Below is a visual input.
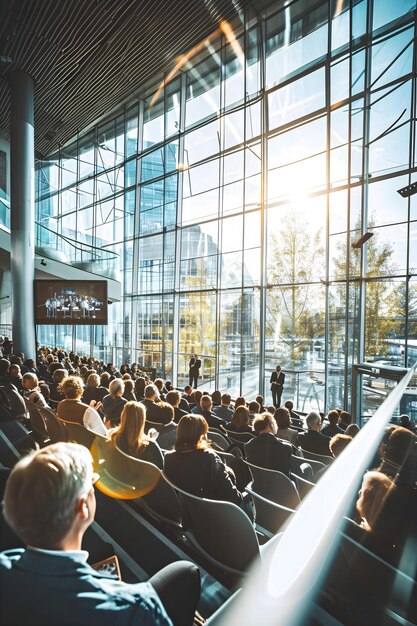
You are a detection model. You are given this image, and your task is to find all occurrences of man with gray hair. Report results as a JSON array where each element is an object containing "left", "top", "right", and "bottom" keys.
[
  {"left": 0, "top": 442, "right": 200, "bottom": 625},
  {"left": 297, "top": 411, "right": 331, "bottom": 456}
]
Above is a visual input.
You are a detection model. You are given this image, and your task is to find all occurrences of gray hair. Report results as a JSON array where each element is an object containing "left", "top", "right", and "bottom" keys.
[
  {"left": 144, "top": 383, "right": 159, "bottom": 399},
  {"left": 306, "top": 411, "right": 321, "bottom": 429},
  {"left": 86, "top": 373, "right": 100, "bottom": 388},
  {"left": 109, "top": 378, "right": 124, "bottom": 397},
  {"left": 3, "top": 442, "right": 92, "bottom": 549}
]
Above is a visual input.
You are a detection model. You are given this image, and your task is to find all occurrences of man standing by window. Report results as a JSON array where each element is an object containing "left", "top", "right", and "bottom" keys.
[
  {"left": 188, "top": 354, "right": 201, "bottom": 388},
  {"left": 270, "top": 365, "right": 285, "bottom": 408}
]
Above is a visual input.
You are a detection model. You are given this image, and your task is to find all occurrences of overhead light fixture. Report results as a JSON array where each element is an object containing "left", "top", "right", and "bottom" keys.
[
  {"left": 397, "top": 182, "right": 417, "bottom": 198},
  {"left": 351, "top": 232, "right": 374, "bottom": 249}
]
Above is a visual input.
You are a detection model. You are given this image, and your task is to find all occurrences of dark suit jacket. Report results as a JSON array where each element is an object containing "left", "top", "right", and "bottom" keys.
[
  {"left": 297, "top": 430, "right": 331, "bottom": 456},
  {"left": 0, "top": 548, "right": 171, "bottom": 626},
  {"left": 244, "top": 433, "right": 292, "bottom": 476},
  {"left": 164, "top": 449, "right": 242, "bottom": 506},
  {"left": 270, "top": 370, "right": 285, "bottom": 391},
  {"left": 188, "top": 358, "right": 201, "bottom": 373},
  {"left": 321, "top": 422, "right": 344, "bottom": 438}
]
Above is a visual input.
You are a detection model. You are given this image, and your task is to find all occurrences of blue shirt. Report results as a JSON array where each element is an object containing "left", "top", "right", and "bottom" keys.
[{"left": 0, "top": 548, "right": 172, "bottom": 626}]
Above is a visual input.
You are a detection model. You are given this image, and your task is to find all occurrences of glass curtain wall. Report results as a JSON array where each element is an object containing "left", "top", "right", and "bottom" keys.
[{"left": 35, "top": 0, "right": 417, "bottom": 412}]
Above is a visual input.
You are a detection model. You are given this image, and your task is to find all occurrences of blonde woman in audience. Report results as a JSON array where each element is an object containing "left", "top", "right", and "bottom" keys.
[{"left": 110, "top": 401, "right": 163, "bottom": 469}]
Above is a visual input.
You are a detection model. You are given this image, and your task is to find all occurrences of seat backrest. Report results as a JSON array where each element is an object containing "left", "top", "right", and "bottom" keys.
[
  {"left": 141, "top": 472, "right": 182, "bottom": 527},
  {"left": 243, "top": 459, "right": 300, "bottom": 510},
  {"left": 245, "top": 483, "right": 295, "bottom": 537},
  {"left": 291, "top": 453, "right": 325, "bottom": 475},
  {"left": 323, "top": 531, "right": 417, "bottom": 624},
  {"left": 163, "top": 473, "right": 260, "bottom": 573},
  {"left": 222, "top": 428, "right": 256, "bottom": 445},
  {"left": 61, "top": 419, "right": 96, "bottom": 449},
  {"left": 300, "top": 447, "right": 334, "bottom": 466},
  {"left": 38, "top": 407, "right": 68, "bottom": 443},
  {"left": 291, "top": 472, "right": 315, "bottom": 499},
  {"left": 208, "top": 430, "right": 231, "bottom": 451},
  {"left": 25, "top": 400, "right": 49, "bottom": 439},
  {"left": 91, "top": 436, "right": 161, "bottom": 500},
  {"left": 0, "top": 386, "right": 27, "bottom": 418}
]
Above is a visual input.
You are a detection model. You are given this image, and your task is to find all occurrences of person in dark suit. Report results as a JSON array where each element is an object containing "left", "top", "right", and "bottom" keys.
[
  {"left": 270, "top": 365, "right": 285, "bottom": 408},
  {"left": 188, "top": 354, "right": 202, "bottom": 388},
  {"left": 244, "top": 412, "right": 292, "bottom": 476},
  {"left": 192, "top": 395, "right": 227, "bottom": 430},
  {"left": 164, "top": 414, "right": 244, "bottom": 506},
  {"left": 297, "top": 411, "right": 331, "bottom": 456},
  {"left": 166, "top": 389, "right": 188, "bottom": 423},
  {"left": 321, "top": 409, "right": 344, "bottom": 438},
  {"left": 0, "top": 442, "right": 200, "bottom": 626}
]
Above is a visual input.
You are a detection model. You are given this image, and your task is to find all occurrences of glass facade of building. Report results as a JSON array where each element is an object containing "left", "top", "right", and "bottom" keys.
[{"left": 35, "top": 0, "right": 417, "bottom": 417}]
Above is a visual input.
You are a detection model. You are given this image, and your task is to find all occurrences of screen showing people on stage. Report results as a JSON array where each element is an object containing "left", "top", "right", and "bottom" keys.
[{"left": 34, "top": 280, "right": 108, "bottom": 325}]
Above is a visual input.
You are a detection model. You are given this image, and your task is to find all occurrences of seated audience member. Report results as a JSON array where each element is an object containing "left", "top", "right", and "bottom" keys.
[
  {"left": 147, "top": 403, "right": 177, "bottom": 451},
  {"left": 234, "top": 396, "right": 246, "bottom": 409},
  {"left": 102, "top": 379, "right": 127, "bottom": 427},
  {"left": 82, "top": 373, "right": 109, "bottom": 404},
  {"left": 345, "top": 423, "right": 360, "bottom": 438},
  {"left": 166, "top": 390, "right": 188, "bottom": 422},
  {"left": 154, "top": 378, "right": 166, "bottom": 400},
  {"left": 39, "top": 383, "right": 51, "bottom": 407},
  {"left": 356, "top": 471, "right": 395, "bottom": 533},
  {"left": 274, "top": 407, "right": 298, "bottom": 447},
  {"left": 284, "top": 400, "right": 304, "bottom": 430},
  {"left": 211, "top": 390, "right": 222, "bottom": 407},
  {"left": 49, "top": 368, "right": 67, "bottom": 403},
  {"left": 22, "top": 373, "right": 49, "bottom": 408},
  {"left": 120, "top": 364, "right": 130, "bottom": 376},
  {"left": 5, "top": 364, "right": 23, "bottom": 392},
  {"left": 164, "top": 414, "right": 244, "bottom": 508},
  {"left": 0, "top": 358, "right": 11, "bottom": 384},
  {"left": 57, "top": 376, "right": 107, "bottom": 436},
  {"left": 338, "top": 410, "right": 352, "bottom": 431},
  {"left": 194, "top": 394, "right": 227, "bottom": 430},
  {"left": 329, "top": 433, "right": 352, "bottom": 458},
  {"left": 353, "top": 470, "right": 399, "bottom": 563},
  {"left": 123, "top": 379, "right": 137, "bottom": 402},
  {"left": 227, "top": 405, "right": 253, "bottom": 434},
  {"left": 297, "top": 411, "right": 332, "bottom": 456},
  {"left": 245, "top": 413, "right": 292, "bottom": 476},
  {"left": 22, "top": 358, "right": 37, "bottom": 375},
  {"left": 321, "top": 409, "right": 344, "bottom": 438},
  {"left": 182, "top": 385, "right": 195, "bottom": 409},
  {"left": 255, "top": 395, "right": 266, "bottom": 413},
  {"left": 100, "top": 371, "right": 111, "bottom": 389},
  {"left": 190, "top": 390, "right": 203, "bottom": 414},
  {"left": 0, "top": 442, "right": 200, "bottom": 626},
  {"left": 134, "top": 376, "right": 146, "bottom": 401},
  {"left": 110, "top": 401, "right": 163, "bottom": 469},
  {"left": 142, "top": 384, "right": 163, "bottom": 418},
  {"left": 213, "top": 393, "right": 234, "bottom": 421},
  {"left": 142, "top": 385, "right": 176, "bottom": 445},
  {"left": 248, "top": 401, "right": 260, "bottom": 424}
]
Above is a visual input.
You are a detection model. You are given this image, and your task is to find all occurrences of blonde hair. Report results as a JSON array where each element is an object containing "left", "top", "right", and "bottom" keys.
[
  {"left": 4, "top": 443, "right": 92, "bottom": 549},
  {"left": 110, "top": 401, "right": 149, "bottom": 455},
  {"left": 58, "top": 376, "right": 84, "bottom": 399}
]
